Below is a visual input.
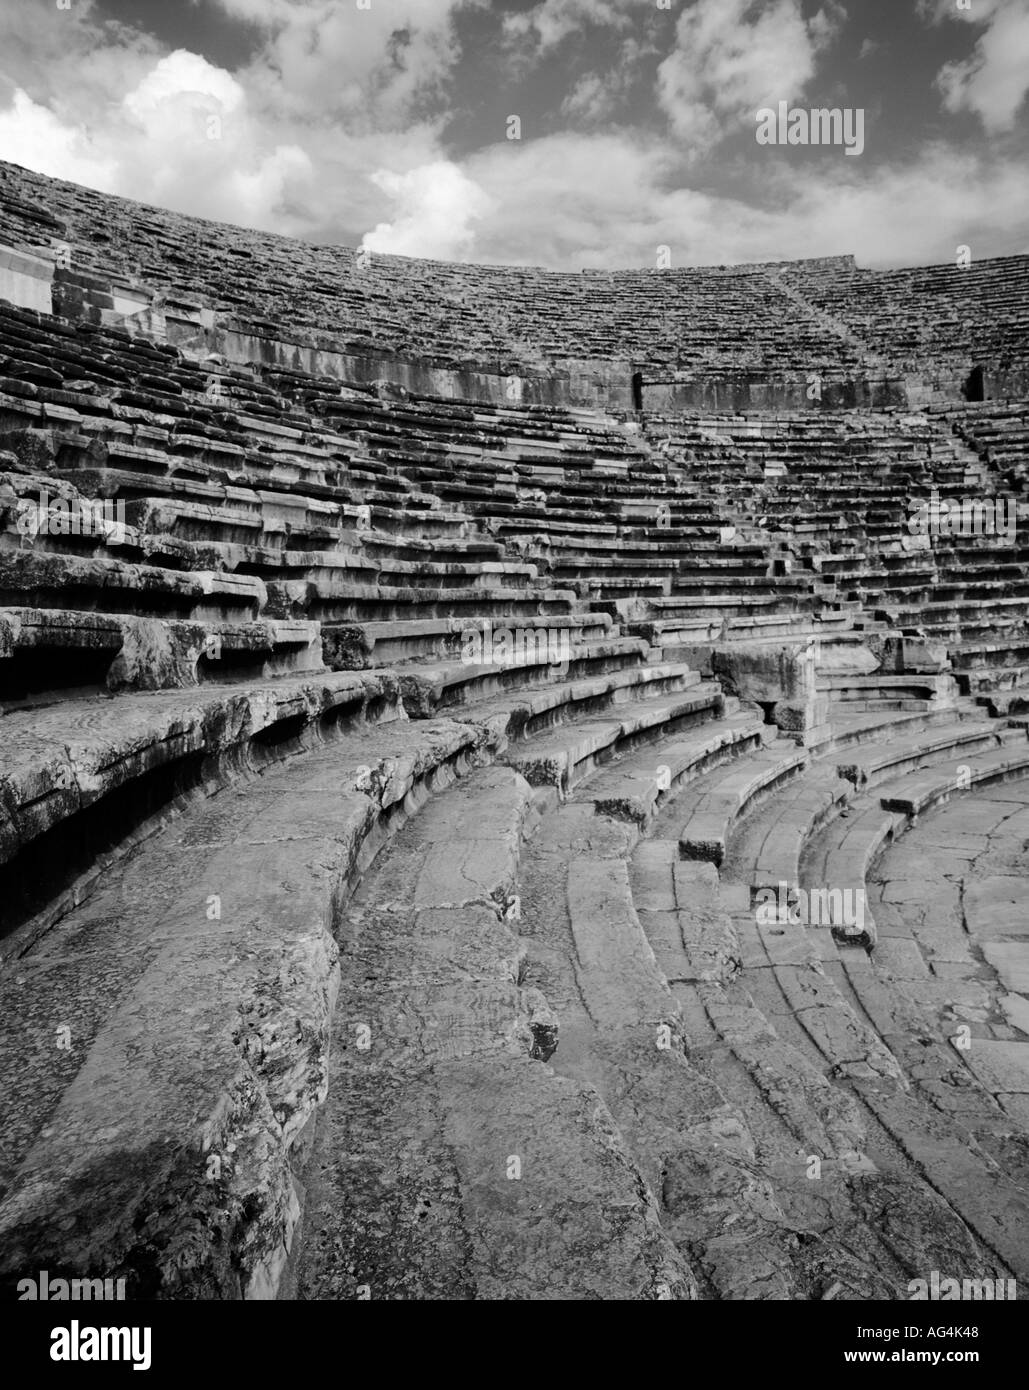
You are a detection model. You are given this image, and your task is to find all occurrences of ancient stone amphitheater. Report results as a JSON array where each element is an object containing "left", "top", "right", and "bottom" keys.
[{"left": 1, "top": 158, "right": 1028, "bottom": 1302}]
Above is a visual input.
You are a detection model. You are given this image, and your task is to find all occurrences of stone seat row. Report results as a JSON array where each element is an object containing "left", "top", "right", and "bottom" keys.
[
  {"left": 5, "top": 160, "right": 1026, "bottom": 382},
  {"left": 2, "top": 610, "right": 821, "bottom": 1299},
  {"left": 648, "top": 411, "right": 1028, "bottom": 685},
  {"left": 4, "top": 297, "right": 1029, "bottom": 721}
]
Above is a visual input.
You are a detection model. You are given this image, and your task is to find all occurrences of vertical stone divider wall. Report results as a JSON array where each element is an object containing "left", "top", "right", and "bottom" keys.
[{"left": 712, "top": 640, "right": 829, "bottom": 745}]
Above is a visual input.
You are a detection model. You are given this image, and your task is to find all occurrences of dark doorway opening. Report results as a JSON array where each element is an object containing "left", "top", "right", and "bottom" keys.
[
  {"left": 631, "top": 371, "right": 644, "bottom": 412},
  {"left": 963, "top": 365, "right": 985, "bottom": 402}
]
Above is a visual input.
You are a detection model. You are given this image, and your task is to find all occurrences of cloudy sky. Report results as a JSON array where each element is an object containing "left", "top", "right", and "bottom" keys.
[{"left": 0, "top": 0, "right": 1026, "bottom": 269}]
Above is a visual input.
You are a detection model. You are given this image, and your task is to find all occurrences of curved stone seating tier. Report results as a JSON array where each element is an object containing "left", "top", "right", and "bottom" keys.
[
  {"left": 0, "top": 640, "right": 749, "bottom": 1296},
  {"left": 3, "top": 162, "right": 1027, "bottom": 388},
  {"left": 0, "top": 606, "right": 323, "bottom": 702},
  {"left": 0, "top": 712, "right": 512, "bottom": 1300},
  {"left": 742, "top": 762, "right": 852, "bottom": 894},
  {"left": 272, "top": 581, "right": 580, "bottom": 626},
  {"left": 865, "top": 791, "right": 1029, "bottom": 1132},
  {"left": 795, "top": 732, "right": 1029, "bottom": 946},
  {"left": 780, "top": 257, "right": 1029, "bottom": 378},
  {"left": 580, "top": 710, "right": 769, "bottom": 828},
  {"left": 676, "top": 745, "right": 810, "bottom": 866},
  {"left": 836, "top": 721, "right": 1014, "bottom": 789},
  {"left": 952, "top": 638, "right": 1029, "bottom": 676},
  {"left": 0, "top": 670, "right": 407, "bottom": 948},
  {"left": 877, "top": 741, "right": 1029, "bottom": 817},
  {"left": 393, "top": 635, "right": 653, "bottom": 717},
  {"left": 593, "top": 714, "right": 1029, "bottom": 1289},
  {"left": 390, "top": 699, "right": 1029, "bottom": 1297},
  {"left": 642, "top": 408, "right": 1029, "bottom": 696},
  {"left": 3, "top": 289, "right": 1026, "bottom": 711},
  {"left": 0, "top": 548, "right": 265, "bottom": 618},
  {"left": 294, "top": 764, "right": 697, "bottom": 1302},
  {"left": 0, "top": 160, "right": 1028, "bottom": 1299},
  {"left": 817, "top": 672, "right": 958, "bottom": 710},
  {"left": 322, "top": 611, "right": 614, "bottom": 672},
  {"left": 499, "top": 683, "right": 724, "bottom": 796},
  {"left": 629, "top": 604, "right": 854, "bottom": 657},
  {"left": 735, "top": 712, "right": 1003, "bottom": 912}
]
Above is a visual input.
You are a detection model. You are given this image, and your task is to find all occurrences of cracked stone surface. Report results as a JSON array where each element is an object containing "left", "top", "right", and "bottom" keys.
[{"left": 1, "top": 154, "right": 1029, "bottom": 1305}]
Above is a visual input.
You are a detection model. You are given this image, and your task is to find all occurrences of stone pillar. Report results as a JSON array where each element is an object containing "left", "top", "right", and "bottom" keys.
[{"left": 712, "top": 639, "right": 829, "bottom": 745}]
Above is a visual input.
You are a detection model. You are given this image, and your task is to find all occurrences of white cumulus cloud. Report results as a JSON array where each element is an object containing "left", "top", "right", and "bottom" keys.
[
  {"left": 504, "top": 0, "right": 654, "bottom": 51},
  {"left": 0, "top": 88, "right": 117, "bottom": 189},
  {"left": 0, "top": 49, "right": 315, "bottom": 234},
  {"left": 461, "top": 131, "right": 1028, "bottom": 270},
  {"left": 925, "top": 0, "right": 1029, "bottom": 133},
  {"left": 0, "top": 0, "right": 1024, "bottom": 274},
  {"left": 657, "top": 0, "right": 843, "bottom": 144},
  {"left": 123, "top": 49, "right": 245, "bottom": 120},
  {"left": 361, "top": 161, "right": 495, "bottom": 260},
  {"left": 211, "top": 0, "right": 483, "bottom": 129}
]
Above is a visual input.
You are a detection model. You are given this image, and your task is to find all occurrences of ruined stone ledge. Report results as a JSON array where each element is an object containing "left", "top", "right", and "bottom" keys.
[{"left": 0, "top": 715, "right": 502, "bottom": 1300}]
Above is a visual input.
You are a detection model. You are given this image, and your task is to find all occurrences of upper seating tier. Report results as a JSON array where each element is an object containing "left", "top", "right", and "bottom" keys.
[{"left": 1, "top": 161, "right": 1026, "bottom": 397}]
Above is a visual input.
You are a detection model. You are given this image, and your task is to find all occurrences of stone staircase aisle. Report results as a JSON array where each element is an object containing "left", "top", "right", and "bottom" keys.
[
  {"left": 291, "top": 766, "right": 692, "bottom": 1301},
  {"left": 288, "top": 690, "right": 1029, "bottom": 1299}
]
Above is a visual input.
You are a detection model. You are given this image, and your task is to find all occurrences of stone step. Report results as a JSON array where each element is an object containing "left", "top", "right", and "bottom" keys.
[
  {"left": 951, "top": 639, "right": 1029, "bottom": 672},
  {"left": 806, "top": 703, "right": 987, "bottom": 756},
  {"left": 805, "top": 802, "right": 908, "bottom": 949},
  {"left": 677, "top": 744, "right": 810, "bottom": 865},
  {"left": 502, "top": 685, "right": 724, "bottom": 796},
  {"left": 394, "top": 636, "right": 656, "bottom": 716},
  {"left": 879, "top": 738, "right": 1029, "bottom": 817},
  {"left": 269, "top": 580, "right": 579, "bottom": 624},
  {"left": 0, "top": 670, "right": 407, "bottom": 947},
  {"left": 577, "top": 711, "right": 768, "bottom": 828},
  {"left": 535, "top": 804, "right": 811, "bottom": 1297},
  {"left": 449, "top": 661, "right": 706, "bottom": 746},
  {"left": 818, "top": 672, "right": 958, "bottom": 705},
  {"left": 0, "top": 546, "right": 267, "bottom": 622},
  {"left": 745, "top": 764, "right": 853, "bottom": 896},
  {"left": 567, "top": 857, "right": 679, "bottom": 1029},
  {"left": 633, "top": 846, "right": 742, "bottom": 986},
  {"left": 836, "top": 952, "right": 1029, "bottom": 1283},
  {"left": 322, "top": 611, "right": 613, "bottom": 669},
  {"left": 727, "top": 887, "right": 906, "bottom": 1079},
  {"left": 0, "top": 604, "right": 325, "bottom": 701},
  {"left": 294, "top": 765, "right": 692, "bottom": 1301},
  {"left": 0, "top": 716, "right": 512, "bottom": 1300},
  {"left": 837, "top": 722, "right": 1017, "bottom": 790}
]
